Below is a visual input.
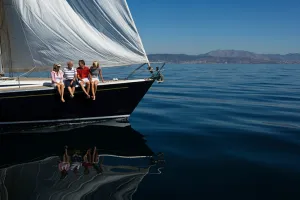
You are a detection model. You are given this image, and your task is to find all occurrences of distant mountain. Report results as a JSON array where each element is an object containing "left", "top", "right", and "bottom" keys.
[
  {"left": 206, "top": 50, "right": 260, "bottom": 58},
  {"left": 148, "top": 50, "right": 300, "bottom": 64}
]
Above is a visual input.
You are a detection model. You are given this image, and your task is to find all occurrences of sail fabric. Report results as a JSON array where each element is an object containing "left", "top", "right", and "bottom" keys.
[{"left": 3, "top": 0, "right": 149, "bottom": 71}]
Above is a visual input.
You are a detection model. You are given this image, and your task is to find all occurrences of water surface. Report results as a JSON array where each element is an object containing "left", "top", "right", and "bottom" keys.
[{"left": 2, "top": 64, "right": 300, "bottom": 200}]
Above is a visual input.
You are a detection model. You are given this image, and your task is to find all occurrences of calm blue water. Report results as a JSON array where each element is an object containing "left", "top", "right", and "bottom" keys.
[
  {"left": 133, "top": 64, "right": 300, "bottom": 199},
  {"left": 2, "top": 64, "right": 300, "bottom": 199}
]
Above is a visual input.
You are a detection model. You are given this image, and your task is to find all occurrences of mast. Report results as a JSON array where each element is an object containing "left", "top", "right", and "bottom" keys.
[
  {"left": 0, "top": 0, "right": 4, "bottom": 76},
  {"left": 0, "top": 0, "right": 13, "bottom": 77},
  {"left": 0, "top": 47, "right": 3, "bottom": 76}
]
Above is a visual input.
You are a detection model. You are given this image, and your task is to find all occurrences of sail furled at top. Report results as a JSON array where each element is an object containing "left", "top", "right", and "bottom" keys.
[{"left": 3, "top": 0, "right": 149, "bottom": 71}]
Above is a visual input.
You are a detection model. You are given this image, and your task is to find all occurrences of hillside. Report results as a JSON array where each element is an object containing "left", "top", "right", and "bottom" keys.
[{"left": 148, "top": 50, "right": 300, "bottom": 64}]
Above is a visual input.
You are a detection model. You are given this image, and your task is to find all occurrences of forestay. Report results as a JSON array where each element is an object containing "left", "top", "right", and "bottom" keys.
[{"left": 1, "top": 0, "right": 149, "bottom": 72}]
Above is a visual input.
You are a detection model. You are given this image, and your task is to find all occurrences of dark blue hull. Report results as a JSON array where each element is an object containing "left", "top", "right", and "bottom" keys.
[{"left": 0, "top": 80, "right": 154, "bottom": 132}]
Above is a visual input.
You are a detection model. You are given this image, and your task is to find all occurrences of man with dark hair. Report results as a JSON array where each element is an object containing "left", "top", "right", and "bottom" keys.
[{"left": 77, "top": 60, "right": 90, "bottom": 98}]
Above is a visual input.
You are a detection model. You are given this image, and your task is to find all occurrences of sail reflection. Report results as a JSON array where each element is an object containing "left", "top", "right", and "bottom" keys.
[{"left": 0, "top": 124, "right": 165, "bottom": 200}]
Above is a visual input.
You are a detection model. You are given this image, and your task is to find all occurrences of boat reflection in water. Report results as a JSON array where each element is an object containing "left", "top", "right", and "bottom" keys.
[{"left": 0, "top": 123, "right": 165, "bottom": 200}]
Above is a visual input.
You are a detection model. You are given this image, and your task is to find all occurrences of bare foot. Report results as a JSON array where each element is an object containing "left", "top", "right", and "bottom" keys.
[
  {"left": 86, "top": 94, "right": 90, "bottom": 99},
  {"left": 61, "top": 98, "right": 65, "bottom": 102},
  {"left": 93, "top": 96, "right": 96, "bottom": 100}
]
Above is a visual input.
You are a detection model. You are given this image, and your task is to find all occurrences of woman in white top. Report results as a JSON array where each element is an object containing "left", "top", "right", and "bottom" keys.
[{"left": 51, "top": 64, "right": 65, "bottom": 102}]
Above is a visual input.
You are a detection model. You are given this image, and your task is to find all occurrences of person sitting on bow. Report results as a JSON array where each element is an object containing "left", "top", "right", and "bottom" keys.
[
  {"left": 89, "top": 61, "right": 104, "bottom": 100},
  {"left": 63, "top": 61, "right": 77, "bottom": 98},
  {"left": 77, "top": 60, "right": 91, "bottom": 98},
  {"left": 51, "top": 64, "right": 65, "bottom": 102}
]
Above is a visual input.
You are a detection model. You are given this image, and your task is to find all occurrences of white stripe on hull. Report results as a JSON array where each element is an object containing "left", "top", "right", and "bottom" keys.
[
  {"left": 0, "top": 114, "right": 130, "bottom": 125},
  {"left": 0, "top": 78, "right": 150, "bottom": 92}
]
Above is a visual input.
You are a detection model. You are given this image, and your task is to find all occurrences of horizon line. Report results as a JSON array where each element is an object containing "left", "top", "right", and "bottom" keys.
[{"left": 147, "top": 49, "right": 300, "bottom": 56}]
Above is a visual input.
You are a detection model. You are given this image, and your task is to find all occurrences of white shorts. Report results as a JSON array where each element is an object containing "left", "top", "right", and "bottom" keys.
[
  {"left": 91, "top": 78, "right": 99, "bottom": 82},
  {"left": 79, "top": 78, "right": 89, "bottom": 83},
  {"left": 70, "top": 162, "right": 81, "bottom": 171},
  {"left": 52, "top": 79, "right": 64, "bottom": 87}
]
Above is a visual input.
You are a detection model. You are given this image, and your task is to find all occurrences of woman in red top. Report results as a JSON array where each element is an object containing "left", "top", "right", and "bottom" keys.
[{"left": 51, "top": 64, "right": 65, "bottom": 102}]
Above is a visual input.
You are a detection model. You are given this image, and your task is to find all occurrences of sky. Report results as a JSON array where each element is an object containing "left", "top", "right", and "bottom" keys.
[{"left": 128, "top": 0, "right": 300, "bottom": 55}]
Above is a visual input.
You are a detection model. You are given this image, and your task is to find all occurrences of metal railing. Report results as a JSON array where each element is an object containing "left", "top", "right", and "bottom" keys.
[{"left": 126, "top": 62, "right": 166, "bottom": 80}]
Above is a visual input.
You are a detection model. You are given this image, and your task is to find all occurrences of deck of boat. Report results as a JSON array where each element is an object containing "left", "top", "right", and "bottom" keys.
[
  {"left": 0, "top": 77, "right": 50, "bottom": 92},
  {"left": 0, "top": 77, "right": 151, "bottom": 93}
]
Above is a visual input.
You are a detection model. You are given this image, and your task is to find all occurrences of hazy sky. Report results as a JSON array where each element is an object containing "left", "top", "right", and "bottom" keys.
[{"left": 128, "top": 0, "right": 300, "bottom": 55}]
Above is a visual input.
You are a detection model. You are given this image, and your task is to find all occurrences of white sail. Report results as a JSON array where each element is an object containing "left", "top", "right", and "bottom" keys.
[{"left": 2, "top": 0, "right": 149, "bottom": 72}]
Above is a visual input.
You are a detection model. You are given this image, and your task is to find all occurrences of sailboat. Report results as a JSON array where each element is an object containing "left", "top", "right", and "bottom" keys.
[{"left": 0, "top": 0, "right": 164, "bottom": 127}]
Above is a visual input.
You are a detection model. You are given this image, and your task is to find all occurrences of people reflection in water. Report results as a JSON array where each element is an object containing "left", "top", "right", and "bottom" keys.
[
  {"left": 82, "top": 148, "right": 92, "bottom": 174},
  {"left": 70, "top": 150, "right": 82, "bottom": 174},
  {"left": 92, "top": 147, "right": 104, "bottom": 174},
  {"left": 83, "top": 147, "right": 103, "bottom": 174},
  {"left": 59, "top": 146, "right": 70, "bottom": 179},
  {"left": 58, "top": 146, "right": 104, "bottom": 177}
]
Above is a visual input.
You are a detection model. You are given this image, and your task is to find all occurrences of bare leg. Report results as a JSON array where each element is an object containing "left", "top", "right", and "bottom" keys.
[
  {"left": 92, "top": 146, "right": 97, "bottom": 163},
  {"left": 86, "top": 82, "right": 91, "bottom": 95},
  {"left": 91, "top": 81, "right": 95, "bottom": 98},
  {"left": 67, "top": 86, "right": 73, "bottom": 96},
  {"left": 57, "top": 83, "right": 64, "bottom": 102},
  {"left": 93, "top": 80, "right": 99, "bottom": 100},
  {"left": 72, "top": 86, "right": 75, "bottom": 95},
  {"left": 84, "top": 149, "right": 92, "bottom": 163},
  {"left": 87, "top": 149, "right": 92, "bottom": 163},
  {"left": 60, "top": 84, "right": 65, "bottom": 102},
  {"left": 63, "top": 146, "right": 68, "bottom": 162},
  {"left": 79, "top": 82, "right": 89, "bottom": 97},
  {"left": 57, "top": 84, "right": 61, "bottom": 96},
  {"left": 95, "top": 151, "right": 99, "bottom": 163}
]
